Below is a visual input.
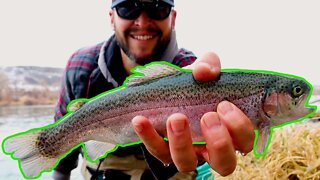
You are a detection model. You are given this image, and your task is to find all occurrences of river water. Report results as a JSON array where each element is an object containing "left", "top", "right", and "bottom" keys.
[{"left": 0, "top": 105, "right": 82, "bottom": 180}]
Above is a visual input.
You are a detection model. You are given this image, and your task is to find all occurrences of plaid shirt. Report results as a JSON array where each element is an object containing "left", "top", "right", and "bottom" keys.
[{"left": 54, "top": 34, "right": 197, "bottom": 175}]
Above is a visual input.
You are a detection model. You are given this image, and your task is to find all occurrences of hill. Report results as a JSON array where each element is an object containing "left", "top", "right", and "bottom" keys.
[{"left": 0, "top": 66, "right": 63, "bottom": 106}]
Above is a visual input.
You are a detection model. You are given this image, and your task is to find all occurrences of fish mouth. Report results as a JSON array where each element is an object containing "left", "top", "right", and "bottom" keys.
[
  {"left": 296, "top": 94, "right": 317, "bottom": 117},
  {"left": 265, "top": 92, "right": 316, "bottom": 127},
  {"left": 278, "top": 93, "right": 316, "bottom": 121}
]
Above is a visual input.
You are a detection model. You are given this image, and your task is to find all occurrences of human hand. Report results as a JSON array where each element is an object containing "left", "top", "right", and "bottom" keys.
[
  {"left": 183, "top": 51, "right": 221, "bottom": 82},
  {"left": 132, "top": 52, "right": 255, "bottom": 176}
]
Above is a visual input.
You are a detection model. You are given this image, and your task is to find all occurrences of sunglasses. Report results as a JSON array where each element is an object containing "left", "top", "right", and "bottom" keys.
[{"left": 115, "top": 0, "right": 172, "bottom": 20}]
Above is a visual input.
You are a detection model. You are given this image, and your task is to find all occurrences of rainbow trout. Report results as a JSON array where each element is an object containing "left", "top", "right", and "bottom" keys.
[{"left": 2, "top": 62, "right": 316, "bottom": 178}]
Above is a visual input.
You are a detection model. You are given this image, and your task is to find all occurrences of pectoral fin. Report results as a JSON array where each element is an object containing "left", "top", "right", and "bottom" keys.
[
  {"left": 254, "top": 125, "right": 272, "bottom": 156},
  {"left": 84, "top": 141, "right": 117, "bottom": 161}
]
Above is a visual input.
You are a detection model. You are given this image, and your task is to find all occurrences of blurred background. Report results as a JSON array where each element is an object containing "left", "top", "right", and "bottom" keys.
[{"left": 0, "top": 0, "right": 319, "bottom": 179}]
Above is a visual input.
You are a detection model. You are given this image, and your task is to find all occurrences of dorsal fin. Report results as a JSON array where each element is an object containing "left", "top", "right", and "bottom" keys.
[
  {"left": 126, "top": 62, "right": 181, "bottom": 87},
  {"left": 67, "top": 99, "right": 88, "bottom": 112}
]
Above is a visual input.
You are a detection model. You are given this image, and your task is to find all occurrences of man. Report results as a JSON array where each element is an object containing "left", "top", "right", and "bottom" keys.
[{"left": 53, "top": 0, "right": 255, "bottom": 179}]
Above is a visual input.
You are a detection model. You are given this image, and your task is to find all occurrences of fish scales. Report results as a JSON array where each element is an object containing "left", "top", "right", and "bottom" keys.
[
  {"left": 2, "top": 62, "right": 315, "bottom": 179},
  {"left": 38, "top": 72, "right": 271, "bottom": 156}
]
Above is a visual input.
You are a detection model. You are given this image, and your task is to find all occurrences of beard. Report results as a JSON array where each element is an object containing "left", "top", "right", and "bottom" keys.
[{"left": 115, "top": 26, "right": 172, "bottom": 65}]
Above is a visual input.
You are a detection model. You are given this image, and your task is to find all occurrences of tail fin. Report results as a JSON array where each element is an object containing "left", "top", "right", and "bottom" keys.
[{"left": 2, "top": 130, "right": 58, "bottom": 179}]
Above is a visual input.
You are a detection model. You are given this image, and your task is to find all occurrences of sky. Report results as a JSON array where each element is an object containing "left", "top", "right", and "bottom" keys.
[{"left": 0, "top": 0, "right": 319, "bottom": 85}]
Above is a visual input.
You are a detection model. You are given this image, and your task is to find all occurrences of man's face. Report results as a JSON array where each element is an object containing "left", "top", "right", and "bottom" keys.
[{"left": 110, "top": 3, "right": 176, "bottom": 65}]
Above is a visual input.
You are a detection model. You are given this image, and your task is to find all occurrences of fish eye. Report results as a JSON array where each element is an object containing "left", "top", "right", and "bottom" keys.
[{"left": 292, "top": 85, "right": 303, "bottom": 97}]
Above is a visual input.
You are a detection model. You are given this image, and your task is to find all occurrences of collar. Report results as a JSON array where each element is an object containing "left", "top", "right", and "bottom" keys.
[{"left": 98, "top": 31, "right": 179, "bottom": 87}]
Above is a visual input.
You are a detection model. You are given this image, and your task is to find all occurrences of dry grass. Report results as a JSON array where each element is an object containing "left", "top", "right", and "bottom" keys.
[{"left": 213, "top": 121, "right": 320, "bottom": 180}]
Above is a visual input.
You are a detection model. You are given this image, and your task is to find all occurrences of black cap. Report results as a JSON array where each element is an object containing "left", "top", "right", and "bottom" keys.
[{"left": 111, "top": 0, "right": 174, "bottom": 8}]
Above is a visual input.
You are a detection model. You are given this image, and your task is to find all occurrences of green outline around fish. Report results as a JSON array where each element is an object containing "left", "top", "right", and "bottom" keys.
[{"left": 1, "top": 61, "right": 317, "bottom": 179}]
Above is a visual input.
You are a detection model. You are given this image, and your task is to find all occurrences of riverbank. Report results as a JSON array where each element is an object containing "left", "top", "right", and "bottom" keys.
[{"left": 0, "top": 89, "right": 58, "bottom": 107}]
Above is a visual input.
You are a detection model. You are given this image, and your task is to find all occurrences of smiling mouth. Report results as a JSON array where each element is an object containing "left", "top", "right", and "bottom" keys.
[{"left": 131, "top": 35, "right": 155, "bottom": 40}]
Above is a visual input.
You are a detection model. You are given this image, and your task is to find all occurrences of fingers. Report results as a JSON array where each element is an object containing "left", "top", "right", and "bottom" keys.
[
  {"left": 200, "top": 112, "right": 237, "bottom": 176},
  {"left": 132, "top": 101, "right": 255, "bottom": 176},
  {"left": 191, "top": 52, "right": 221, "bottom": 82},
  {"left": 166, "top": 113, "right": 198, "bottom": 172},
  {"left": 132, "top": 116, "right": 172, "bottom": 164},
  {"left": 199, "top": 101, "right": 255, "bottom": 176},
  {"left": 132, "top": 114, "right": 199, "bottom": 172},
  {"left": 217, "top": 101, "right": 255, "bottom": 154}
]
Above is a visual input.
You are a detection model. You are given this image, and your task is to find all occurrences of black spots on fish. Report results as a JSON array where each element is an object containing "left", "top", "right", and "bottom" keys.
[
  {"left": 77, "top": 114, "right": 87, "bottom": 120},
  {"left": 258, "top": 85, "right": 264, "bottom": 90},
  {"left": 278, "top": 84, "right": 290, "bottom": 94},
  {"left": 264, "top": 77, "right": 278, "bottom": 90},
  {"left": 214, "top": 89, "right": 224, "bottom": 95},
  {"left": 265, "top": 77, "right": 276, "bottom": 87},
  {"left": 36, "top": 134, "right": 46, "bottom": 151},
  {"left": 271, "top": 79, "right": 277, "bottom": 84},
  {"left": 250, "top": 97, "right": 260, "bottom": 109},
  {"left": 36, "top": 131, "right": 60, "bottom": 158}
]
